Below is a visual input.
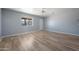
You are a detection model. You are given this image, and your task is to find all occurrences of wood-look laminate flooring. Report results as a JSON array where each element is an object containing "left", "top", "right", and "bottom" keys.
[{"left": 0, "top": 30, "right": 79, "bottom": 51}]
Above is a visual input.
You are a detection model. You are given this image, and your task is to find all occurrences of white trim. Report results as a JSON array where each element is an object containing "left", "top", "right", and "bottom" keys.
[
  {"left": 44, "top": 29, "right": 79, "bottom": 36},
  {"left": 0, "top": 30, "right": 40, "bottom": 38},
  {"left": 0, "top": 30, "right": 79, "bottom": 39},
  {"left": 49, "top": 30, "right": 79, "bottom": 36}
]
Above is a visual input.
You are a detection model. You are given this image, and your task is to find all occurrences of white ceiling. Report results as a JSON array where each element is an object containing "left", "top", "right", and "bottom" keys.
[
  {"left": 8, "top": 8, "right": 54, "bottom": 17},
  {"left": 7, "top": 8, "right": 79, "bottom": 17}
]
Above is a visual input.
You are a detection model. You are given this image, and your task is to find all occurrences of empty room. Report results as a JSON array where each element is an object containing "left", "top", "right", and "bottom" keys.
[{"left": 0, "top": 8, "right": 79, "bottom": 51}]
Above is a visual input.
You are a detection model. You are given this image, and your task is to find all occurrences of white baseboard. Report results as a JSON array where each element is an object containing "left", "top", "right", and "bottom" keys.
[
  {"left": 44, "top": 29, "right": 79, "bottom": 36},
  {"left": 0, "top": 30, "right": 79, "bottom": 39},
  {"left": 0, "top": 30, "right": 41, "bottom": 38},
  {"left": 48, "top": 30, "right": 79, "bottom": 36}
]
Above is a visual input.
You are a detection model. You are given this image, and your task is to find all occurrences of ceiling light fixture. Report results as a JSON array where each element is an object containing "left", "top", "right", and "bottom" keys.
[
  {"left": 41, "top": 8, "right": 46, "bottom": 17},
  {"left": 42, "top": 8, "right": 46, "bottom": 13}
]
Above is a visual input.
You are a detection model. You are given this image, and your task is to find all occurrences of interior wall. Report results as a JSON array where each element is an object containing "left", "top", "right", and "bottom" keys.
[
  {"left": 44, "top": 8, "right": 79, "bottom": 35},
  {"left": 2, "top": 8, "right": 79, "bottom": 36},
  {"left": 2, "top": 9, "right": 43, "bottom": 36},
  {"left": 0, "top": 9, "right": 1, "bottom": 36},
  {"left": 39, "top": 18, "right": 44, "bottom": 30}
]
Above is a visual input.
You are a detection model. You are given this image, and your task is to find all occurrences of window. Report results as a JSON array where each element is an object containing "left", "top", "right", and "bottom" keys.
[{"left": 21, "top": 17, "right": 32, "bottom": 26}]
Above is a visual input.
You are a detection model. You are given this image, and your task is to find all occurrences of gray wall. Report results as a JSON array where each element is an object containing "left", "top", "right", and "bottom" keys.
[
  {"left": 2, "top": 8, "right": 79, "bottom": 36},
  {"left": 44, "top": 8, "right": 79, "bottom": 35},
  {"left": 0, "top": 9, "right": 1, "bottom": 36},
  {"left": 2, "top": 9, "right": 43, "bottom": 36}
]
